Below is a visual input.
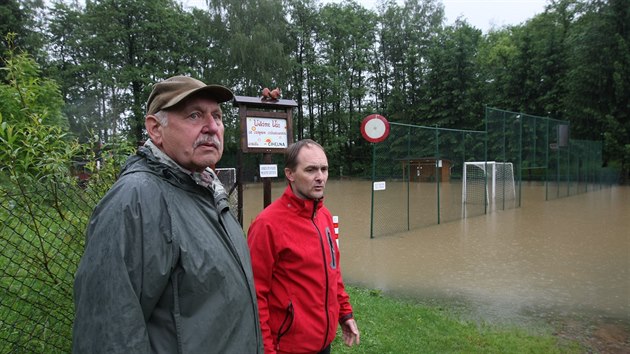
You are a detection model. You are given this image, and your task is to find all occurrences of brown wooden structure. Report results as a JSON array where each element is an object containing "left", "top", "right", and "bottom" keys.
[
  {"left": 233, "top": 95, "right": 297, "bottom": 224},
  {"left": 400, "top": 157, "right": 453, "bottom": 182}
]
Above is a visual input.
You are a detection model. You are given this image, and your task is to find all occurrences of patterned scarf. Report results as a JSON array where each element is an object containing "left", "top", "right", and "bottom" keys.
[{"left": 144, "top": 140, "right": 226, "bottom": 199}]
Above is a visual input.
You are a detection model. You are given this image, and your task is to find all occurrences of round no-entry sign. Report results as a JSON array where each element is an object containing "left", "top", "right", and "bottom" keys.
[{"left": 360, "top": 114, "right": 390, "bottom": 143}]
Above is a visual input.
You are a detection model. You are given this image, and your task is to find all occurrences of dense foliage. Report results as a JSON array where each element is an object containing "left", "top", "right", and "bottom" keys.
[
  {"left": 1, "top": 0, "right": 628, "bottom": 181},
  {"left": 0, "top": 35, "right": 135, "bottom": 351}
]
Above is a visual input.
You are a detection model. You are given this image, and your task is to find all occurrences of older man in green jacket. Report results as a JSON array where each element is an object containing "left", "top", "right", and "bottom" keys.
[{"left": 73, "top": 76, "right": 262, "bottom": 353}]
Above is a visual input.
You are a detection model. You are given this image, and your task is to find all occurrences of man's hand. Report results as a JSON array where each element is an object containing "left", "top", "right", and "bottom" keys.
[{"left": 341, "top": 318, "right": 360, "bottom": 347}]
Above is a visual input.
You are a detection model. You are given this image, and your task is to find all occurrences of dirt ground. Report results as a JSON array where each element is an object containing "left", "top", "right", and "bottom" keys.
[{"left": 552, "top": 317, "right": 630, "bottom": 353}]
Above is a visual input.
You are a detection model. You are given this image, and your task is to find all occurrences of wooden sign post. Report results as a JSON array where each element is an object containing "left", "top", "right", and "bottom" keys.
[{"left": 233, "top": 95, "right": 297, "bottom": 224}]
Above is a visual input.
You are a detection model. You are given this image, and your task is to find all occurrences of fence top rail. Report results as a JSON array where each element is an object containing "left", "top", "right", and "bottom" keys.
[
  {"left": 389, "top": 121, "right": 486, "bottom": 134},
  {"left": 485, "top": 106, "right": 570, "bottom": 125}
]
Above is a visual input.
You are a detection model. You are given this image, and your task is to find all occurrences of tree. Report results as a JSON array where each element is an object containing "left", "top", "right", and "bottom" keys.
[
  {"left": 477, "top": 27, "right": 520, "bottom": 111},
  {"left": 424, "top": 19, "right": 483, "bottom": 129},
  {"left": 373, "top": 0, "right": 444, "bottom": 125},
  {"left": 285, "top": 0, "right": 318, "bottom": 140},
  {"left": 0, "top": 34, "right": 117, "bottom": 352},
  {"left": 0, "top": 0, "right": 46, "bottom": 62},
  {"left": 0, "top": 33, "right": 75, "bottom": 181},
  {"left": 46, "top": 0, "right": 206, "bottom": 145},
  {"left": 207, "top": 0, "right": 292, "bottom": 96},
  {"left": 316, "top": 1, "right": 377, "bottom": 174},
  {"left": 563, "top": 0, "right": 629, "bottom": 179},
  {"left": 8, "top": 0, "right": 626, "bottom": 182},
  {"left": 0, "top": 0, "right": 25, "bottom": 48}
]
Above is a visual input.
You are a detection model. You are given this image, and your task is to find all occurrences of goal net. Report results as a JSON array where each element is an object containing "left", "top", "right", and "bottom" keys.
[
  {"left": 215, "top": 167, "right": 238, "bottom": 218},
  {"left": 462, "top": 162, "right": 516, "bottom": 212}
]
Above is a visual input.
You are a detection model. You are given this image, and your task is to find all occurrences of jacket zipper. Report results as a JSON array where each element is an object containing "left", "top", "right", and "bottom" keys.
[{"left": 311, "top": 200, "right": 330, "bottom": 351}]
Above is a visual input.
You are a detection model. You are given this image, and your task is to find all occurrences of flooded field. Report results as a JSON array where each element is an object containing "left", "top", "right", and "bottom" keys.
[{"left": 243, "top": 181, "right": 630, "bottom": 351}]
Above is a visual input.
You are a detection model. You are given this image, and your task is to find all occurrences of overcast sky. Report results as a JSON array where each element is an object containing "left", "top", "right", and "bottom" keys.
[
  {"left": 428, "top": 0, "right": 547, "bottom": 32},
  {"left": 342, "top": 0, "right": 548, "bottom": 32},
  {"left": 181, "top": 0, "right": 548, "bottom": 33}
]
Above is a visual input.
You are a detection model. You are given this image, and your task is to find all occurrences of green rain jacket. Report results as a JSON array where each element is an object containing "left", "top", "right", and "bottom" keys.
[{"left": 72, "top": 147, "right": 262, "bottom": 353}]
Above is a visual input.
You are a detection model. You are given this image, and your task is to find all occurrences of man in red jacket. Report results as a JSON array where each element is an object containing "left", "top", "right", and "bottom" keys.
[{"left": 247, "top": 139, "right": 360, "bottom": 354}]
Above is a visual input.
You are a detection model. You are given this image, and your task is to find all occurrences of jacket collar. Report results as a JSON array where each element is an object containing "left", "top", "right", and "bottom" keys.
[
  {"left": 144, "top": 140, "right": 223, "bottom": 191},
  {"left": 119, "top": 146, "right": 199, "bottom": 191},
  {"left": 119, "top": 145, "right": 213, "bottom": 196},
  {"left": 127, "top": 140, "right": 227, "bottom": 200},
  {"left": 281, "top": 185, "right": 324, "bottom": 219}
]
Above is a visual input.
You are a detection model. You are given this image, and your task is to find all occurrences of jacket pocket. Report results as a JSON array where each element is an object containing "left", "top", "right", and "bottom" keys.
[
  {"left": 325, "top": 227, "right": 337, "bottom": 270},
  {"left": 276, "top": 301, "right": 294, "bottom": 348}
]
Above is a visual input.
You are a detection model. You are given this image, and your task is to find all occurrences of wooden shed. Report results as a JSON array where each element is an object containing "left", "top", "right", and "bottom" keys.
[{"left": 400, "top": 157, "right": 453, "bottom": 182}]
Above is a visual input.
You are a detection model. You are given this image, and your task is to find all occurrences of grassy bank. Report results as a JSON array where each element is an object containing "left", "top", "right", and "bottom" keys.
[{"left": 332, "top": 287, "right": 582, "bottom": 353}]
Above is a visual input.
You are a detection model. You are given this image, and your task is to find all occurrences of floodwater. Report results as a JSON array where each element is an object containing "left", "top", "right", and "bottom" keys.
[{"left": 242, "top": 181, "right": 630, "bottom": 328}]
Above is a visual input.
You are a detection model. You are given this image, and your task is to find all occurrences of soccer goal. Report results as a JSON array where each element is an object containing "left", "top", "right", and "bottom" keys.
[{"left": 462, "top": 161, "right": 516, "bottom": 213}]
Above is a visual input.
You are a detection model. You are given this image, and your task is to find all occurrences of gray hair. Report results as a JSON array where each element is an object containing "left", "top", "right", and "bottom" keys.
[{"left": 154, "top": 110, "right": 169, "bottom": 127}]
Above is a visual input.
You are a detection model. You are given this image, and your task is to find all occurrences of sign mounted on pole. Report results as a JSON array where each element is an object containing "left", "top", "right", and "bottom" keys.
[
  {"left": 233, "top": 95, "right": 298, "bottom": 218},
  {"left": 235, "top": 95, "right": 297, "bottom": 154},
  {"left": 360, "top": 114, "right": 390, "bottom": 143},
  {"left": 361, "top": 114, "right": 389, "bottom": 240}
]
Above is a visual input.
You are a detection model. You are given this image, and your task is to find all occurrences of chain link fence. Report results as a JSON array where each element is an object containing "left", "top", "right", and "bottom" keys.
[
  {"left": 0, "top": 177, "right": 111, "bottom": 353},
  {"left": 370, "top": 123, "right": 487, "bottom": 237},
  {"left": 369, "top": 108, "right": 618, "bottom": 238},
  {"left": 485, "top": 107, "right": 617, "bottom": 200},
  {"left": 0, "top": 163, "right": 244, "bottom": 352}
]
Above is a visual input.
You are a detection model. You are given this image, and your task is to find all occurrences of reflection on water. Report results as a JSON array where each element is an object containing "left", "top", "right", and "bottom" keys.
[{"left": 243, "top": 182, "right": 630, "bottom": 325}]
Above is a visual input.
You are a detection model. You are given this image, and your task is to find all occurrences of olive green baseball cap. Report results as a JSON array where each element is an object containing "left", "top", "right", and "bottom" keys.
[{"left": 146, "top": 76, "right": 234, "bottom": 115}]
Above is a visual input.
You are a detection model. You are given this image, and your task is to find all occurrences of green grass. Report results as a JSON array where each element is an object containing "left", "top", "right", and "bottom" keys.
[{"left": 332, "top": 287, "right": 582, "bottom": 354}]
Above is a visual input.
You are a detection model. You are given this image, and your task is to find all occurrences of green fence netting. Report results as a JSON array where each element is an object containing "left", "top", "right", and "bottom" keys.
[
  {"left": 369, "top": 107, "right": 618, "bottom": 238},
  {"left": 0, "top": 178, "right": 109, "bottom": 353},
  {"left": 485, "top": 107, "right": 616, "bottom": 200},
  {"left": 0, "top": 163, "right": 246, "bottom": 353},
  {"left": 370, "top": 123, "right": 486, "bottom": 237}
]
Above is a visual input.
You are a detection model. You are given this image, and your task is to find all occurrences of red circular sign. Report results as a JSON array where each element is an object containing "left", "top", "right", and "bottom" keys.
[{"left": 360, "top": 114, "right": 390, "bottom": 143}]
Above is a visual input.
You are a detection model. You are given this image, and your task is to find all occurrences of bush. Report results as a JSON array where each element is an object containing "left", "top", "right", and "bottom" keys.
[{"left": 0, "top": 33, "right": 109, "bottom": 353}]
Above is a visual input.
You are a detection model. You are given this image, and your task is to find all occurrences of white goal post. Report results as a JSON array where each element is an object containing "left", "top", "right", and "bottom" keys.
[{"left": 462, "top": 161, "right": 516, "bottom": 210}]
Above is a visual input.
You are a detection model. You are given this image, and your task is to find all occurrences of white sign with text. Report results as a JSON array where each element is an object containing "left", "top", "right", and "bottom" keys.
[
  {"left": 246, "top": 117, "right": 288, "bottom": 149},
  {"left": 373, "top": 181, "right": 386, "bottom": 191},
  {"left": 259, "top": 164, "right": 278, "bottom": 178}
]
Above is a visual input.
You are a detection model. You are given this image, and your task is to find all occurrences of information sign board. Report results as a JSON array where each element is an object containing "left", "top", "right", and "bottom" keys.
[{"left": 246, "top": 117, "right": 288, "bottom": 149}]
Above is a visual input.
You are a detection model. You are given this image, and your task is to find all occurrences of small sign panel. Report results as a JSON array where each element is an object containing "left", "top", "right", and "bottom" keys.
[
  {"left": 373, "top": 181, "right": 386, "bottom": 191},
  {"left": 259, "top": 164, "right": 278, "bottom": 178},
  {"left": 247, "top": 117, "right": 288, "bottom": 149}
]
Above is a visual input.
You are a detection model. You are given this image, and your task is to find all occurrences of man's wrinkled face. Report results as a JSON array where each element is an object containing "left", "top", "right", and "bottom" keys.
[
  {"left": 285, "top": 144, "right": 328, "bottom": 201},
  {"left": 148, "top": 96, "right": 224, "bottom": 172}
]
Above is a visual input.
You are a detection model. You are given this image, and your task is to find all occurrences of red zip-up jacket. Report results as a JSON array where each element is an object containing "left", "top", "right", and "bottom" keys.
[{"left": 247, "top": 185, "right": 354, "bottom": 354}]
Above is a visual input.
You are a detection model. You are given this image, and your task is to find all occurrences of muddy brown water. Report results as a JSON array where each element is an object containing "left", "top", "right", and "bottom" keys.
[{"left": 243, "top": 181, "right": 629, "bottom": 347}]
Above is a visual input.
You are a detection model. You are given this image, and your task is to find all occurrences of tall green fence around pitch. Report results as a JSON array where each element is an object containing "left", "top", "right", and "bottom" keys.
[
  {"left": 369, "top": 107, "right": 616, "bottom": 238},
  {"left": 485, "top": 107, "right": 616, "bottom": 200},
  {"left": 370, "top": 123, "right": 487, "bottom": 237}
]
